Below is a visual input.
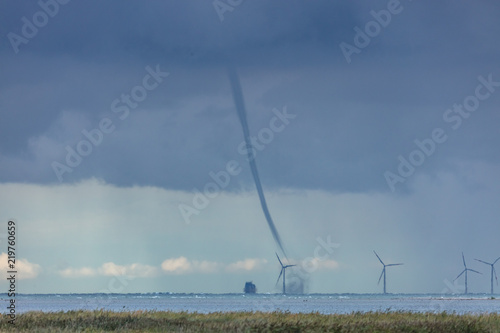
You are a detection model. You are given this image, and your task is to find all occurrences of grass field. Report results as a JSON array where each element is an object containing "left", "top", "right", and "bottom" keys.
[{"left": 1, "top": 310, "right": 500, "bottom": 332}]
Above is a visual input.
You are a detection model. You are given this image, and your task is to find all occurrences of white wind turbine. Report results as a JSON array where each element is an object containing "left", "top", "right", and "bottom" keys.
[
  {"left": 275, "top": 253, "right": 296, "bottom": 294},
  {"left": 454, "top": 252, "right": 481, "bottom": 294},
  {"left": 374, "top": 250, "right": 403, "bottom": 294},
  {"left": 474, "top": 256, "right": 500, "bottom": 294}
]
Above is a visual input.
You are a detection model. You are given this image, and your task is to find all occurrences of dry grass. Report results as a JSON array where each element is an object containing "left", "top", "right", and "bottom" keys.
[{"left": 0, "top": 310, "right": 499, "bottom": 332}]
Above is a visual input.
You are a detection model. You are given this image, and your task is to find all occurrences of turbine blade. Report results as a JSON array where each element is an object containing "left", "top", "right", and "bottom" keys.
[
  {"left": 387, "top": 263, "right": 404, "bottom": 266},
  {"left": 378, "top": 269, "right": 384, "bottom": 285},
  {"left": 373, "top": 251, "right": 384, "bottom": 265},
  {"left": 475, "top": 259, "right": 490, "bottom": 265},
  {"left": 285, "top": 265, "right": 296, "bottom": 268},
  {"left": 462, "top": 252, "right": 466, "bottom": 268},
  {"left": 454, "top": 270, "right": 465, "bottom": 281},
  {"left": 275, "top": 269, "right": 283, "bottom": 286},
  {"left": 468, "top": 269, "right": 482, "bottom": 275},
  {"left": 493, "top": 257, "right": 500, "bottom": 265},
  {"left": 276, "top": 252, "right": 284, "bottom": 267}
]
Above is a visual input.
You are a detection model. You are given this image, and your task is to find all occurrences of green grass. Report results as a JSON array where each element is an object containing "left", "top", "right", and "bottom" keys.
[{"left": 1, "top": 310, "right": 500, "bottom": 332}]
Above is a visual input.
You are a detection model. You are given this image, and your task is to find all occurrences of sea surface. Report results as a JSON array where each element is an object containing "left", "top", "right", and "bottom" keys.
[{"left": 2, "top": 293, "right": 499, "bottom": 314}]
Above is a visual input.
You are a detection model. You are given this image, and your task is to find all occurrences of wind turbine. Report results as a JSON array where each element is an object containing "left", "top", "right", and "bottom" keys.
[
  {"left": 474, "top": 256, "right": 500, "bottom": 294},
  {"left": 275, "top": 253, "right": 296, "bottom": 294},
  {"left": 373, "top": 251, "right": 403, "bottom": 294},
  {"left": 454, "top": 252, "right": 481, "bottom": 294}
]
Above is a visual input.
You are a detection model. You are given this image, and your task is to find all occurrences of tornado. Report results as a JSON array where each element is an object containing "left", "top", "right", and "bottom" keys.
[{"left": 227, "top": 66, "right": 287, "bottom": 257}]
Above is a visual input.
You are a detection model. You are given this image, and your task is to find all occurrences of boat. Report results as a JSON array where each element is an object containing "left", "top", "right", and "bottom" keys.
[{"left": 243, "top": 281, "right": 256, "bottom": 294}]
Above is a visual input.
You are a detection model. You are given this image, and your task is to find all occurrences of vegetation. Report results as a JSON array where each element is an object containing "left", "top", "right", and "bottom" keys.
[{"left": 1, "top": 310, "right": 500, "bottom": 332}]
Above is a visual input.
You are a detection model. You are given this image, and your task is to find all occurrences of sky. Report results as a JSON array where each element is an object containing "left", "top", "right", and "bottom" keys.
[{"left": 0, "top": 0, "right": 499, "bottom": 294}]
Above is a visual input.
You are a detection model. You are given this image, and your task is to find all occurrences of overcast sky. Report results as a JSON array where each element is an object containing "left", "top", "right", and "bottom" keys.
[{"left": 0, "top": 0, "right": 499, "bottom": 295}]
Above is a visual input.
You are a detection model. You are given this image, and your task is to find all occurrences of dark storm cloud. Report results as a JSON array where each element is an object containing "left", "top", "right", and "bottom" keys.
[{"left": 1, "top": 0, "right": 499, "bottom": 193}]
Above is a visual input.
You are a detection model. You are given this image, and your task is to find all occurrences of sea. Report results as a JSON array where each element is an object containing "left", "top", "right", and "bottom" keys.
[{"left": 2, "top": 293, "right": 499, "bottom": 314}]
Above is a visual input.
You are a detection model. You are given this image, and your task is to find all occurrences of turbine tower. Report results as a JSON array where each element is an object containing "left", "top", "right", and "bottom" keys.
[
  {"left": 474, "top": 256, "right": 500, "bottom": 294},
  {"left": 275, "top": 253, "right": 296, "bottom": 294},
  {"left": 373, "top": 250, "right": 403, "bottom": 294},
  {"left": 454, "top": 252, "right": 481, "bottom": 294}
]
